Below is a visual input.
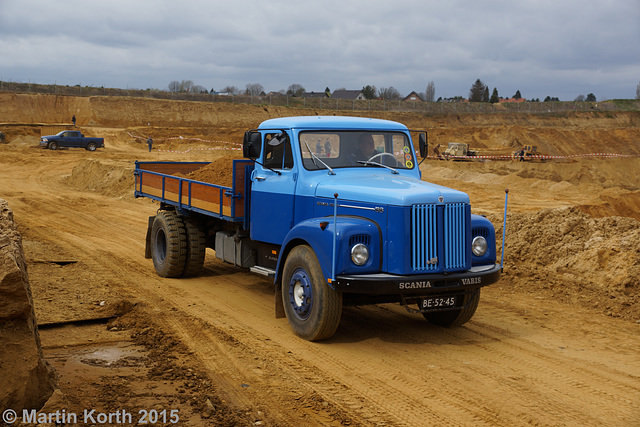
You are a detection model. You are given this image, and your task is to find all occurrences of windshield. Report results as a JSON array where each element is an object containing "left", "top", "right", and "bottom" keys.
[{"left": 299, "top": 131, "right": 415, "bottom": 171}]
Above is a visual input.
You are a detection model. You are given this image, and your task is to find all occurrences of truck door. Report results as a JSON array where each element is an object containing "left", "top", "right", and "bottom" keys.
[
  {"left": 65, "top": 131, "right": 82, "bottom": 147},
  {"left": 249, "top": 133, "right": 297, "bottom": 244}
]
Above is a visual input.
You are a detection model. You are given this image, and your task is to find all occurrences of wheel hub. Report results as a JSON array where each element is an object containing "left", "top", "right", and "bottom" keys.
[{"left": 288, "top": 269, "right": 312, "bottom": 319}]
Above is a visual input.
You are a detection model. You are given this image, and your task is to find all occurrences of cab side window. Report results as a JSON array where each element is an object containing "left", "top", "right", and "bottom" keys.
[{"left": 264, "top": 134, "right": 294, "bottom": 170}]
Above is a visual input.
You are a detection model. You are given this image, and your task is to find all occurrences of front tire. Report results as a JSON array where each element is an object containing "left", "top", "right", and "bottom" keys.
[
  {"left": 151, "top": 211, "right": 187, "bottom": 277},
  {"left": 48, "top": 141, "right": 58, "bottom": 150},
  {"left": 423, "top": 289, "right": 481, "bottom": 327},
  {"left": 282, "top": 245, "right": 342, "bottom": 341}
]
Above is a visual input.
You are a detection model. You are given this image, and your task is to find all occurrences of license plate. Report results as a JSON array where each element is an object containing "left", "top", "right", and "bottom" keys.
[{"left": 419, "top": 295, "right": 457, "bottom": 310}]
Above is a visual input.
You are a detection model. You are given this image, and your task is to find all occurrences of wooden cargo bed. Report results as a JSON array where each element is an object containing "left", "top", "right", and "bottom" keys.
[{"left": 134, "top": 160, "right": 253, "bottom": 222}]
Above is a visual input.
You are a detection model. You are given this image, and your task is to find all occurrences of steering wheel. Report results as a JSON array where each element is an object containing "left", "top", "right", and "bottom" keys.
[{"left": 367, "top": 152, "right": 397, "bottom": 164}]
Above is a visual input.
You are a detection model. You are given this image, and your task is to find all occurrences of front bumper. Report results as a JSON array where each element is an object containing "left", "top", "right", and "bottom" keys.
[
  {"left": 39, "top": 141, "right": 48, "bottom": 148},
  {"left": 332, "top": 263, "right": 501, "bottom": 294}
]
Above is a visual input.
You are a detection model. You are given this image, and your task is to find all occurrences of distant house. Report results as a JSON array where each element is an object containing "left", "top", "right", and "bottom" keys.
[
  {"left": 301, "top": 91, "right": 329, "bottom": 98},
  {"left": 403, "top": 91, "right": 424, "bottom": 102},
  {"left": 331, "top": 89, "right": 366, "bottom": 100}
]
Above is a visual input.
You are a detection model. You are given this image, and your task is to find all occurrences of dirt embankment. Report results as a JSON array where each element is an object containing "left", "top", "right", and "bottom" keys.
[
  {"left": 0, "top": 200, "right": 56, "bottom": 412},
  {"left": 2, "top": 92, "right": 640, "bottom": 157}
]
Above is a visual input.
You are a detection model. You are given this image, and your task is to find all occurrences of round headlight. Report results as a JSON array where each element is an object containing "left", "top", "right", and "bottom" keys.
[
  {"left": 351, "top": 243, "right": 369, "bottom": 266},
  {"left": 472, "top": 236, "right": 488, "bottom": 257}
]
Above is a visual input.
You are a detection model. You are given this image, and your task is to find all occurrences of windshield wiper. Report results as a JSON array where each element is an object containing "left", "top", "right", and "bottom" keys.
[
  {"left": 304, "top": 141, "right": 335, "bottom": 175},
  {"left": 357, "top": 160, "right": 399, "bottom": 174}
]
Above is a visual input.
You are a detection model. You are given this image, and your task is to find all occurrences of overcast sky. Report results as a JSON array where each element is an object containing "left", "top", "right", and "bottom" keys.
[{"left": 1, "top": 0, "right": 639, "bottom": 101}]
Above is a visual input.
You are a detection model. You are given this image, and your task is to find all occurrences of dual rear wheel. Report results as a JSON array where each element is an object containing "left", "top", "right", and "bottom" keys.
[{"left": 151, "top": 210, "right": 205, "bottom": 278}]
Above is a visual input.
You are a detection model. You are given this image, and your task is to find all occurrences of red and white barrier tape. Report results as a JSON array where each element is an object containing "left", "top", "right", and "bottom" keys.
[
  {"left": 428, "top": 153, "right": 638, "bottom": 160},
  {"left": 156, "top": 147, "right": 242, "bottom": 153}
]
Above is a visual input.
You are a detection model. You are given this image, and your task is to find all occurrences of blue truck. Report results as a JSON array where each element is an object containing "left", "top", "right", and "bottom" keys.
[
  {"left": 40, "top": 130, "right": 104, "bottom": 151},
  {"left": 134, "top": 116, "right": 501, "bottom": 340}
]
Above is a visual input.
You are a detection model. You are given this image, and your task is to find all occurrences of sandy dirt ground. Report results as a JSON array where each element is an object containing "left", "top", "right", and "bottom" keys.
[{"left": 1, "top": 93, "right": 639, "bottom": 426}]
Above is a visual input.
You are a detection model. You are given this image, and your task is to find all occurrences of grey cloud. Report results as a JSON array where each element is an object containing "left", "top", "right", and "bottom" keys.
[{"left": 1, "top": 0, "right": 638, "bottom": 99}]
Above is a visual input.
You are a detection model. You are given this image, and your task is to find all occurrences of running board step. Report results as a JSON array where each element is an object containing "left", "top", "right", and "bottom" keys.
[{"left": 250, "top": 266, "right": 276, "bottom": 278}]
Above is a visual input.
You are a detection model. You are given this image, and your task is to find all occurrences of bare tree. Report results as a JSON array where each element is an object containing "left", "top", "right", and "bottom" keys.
[
  {"left": 287, "top": 84, "right": 306, "bottom": 96},
  {"left": 167, "top": 80, "right": 195, "bottom": 93},
  {"left": 245, "top": 83, "right": 264, "bottom": 96},
  {"left": 574, "top": 94, "right": 585, "bottom": 102},
  {"left": 378, "top": 86, "right": 402, "bottom": 100},
  {"left": 425, "top": 81, "right": 436, "bottom": 102},
  {"left": 221, "top": 86, "right": 240, "bottom": 95},
  {"left": 168, "top": 81, "right": 180, "bottom": 92}
]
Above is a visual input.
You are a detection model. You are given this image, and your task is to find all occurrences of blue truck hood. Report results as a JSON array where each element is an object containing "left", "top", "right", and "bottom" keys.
[{"left": 314, "top": 171, "right": 469, "bottom": 206}]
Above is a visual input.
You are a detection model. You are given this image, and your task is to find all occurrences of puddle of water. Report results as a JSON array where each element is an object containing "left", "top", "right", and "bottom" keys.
[{"left": 77, "top": 342, "right": 148, "bottom": 367}]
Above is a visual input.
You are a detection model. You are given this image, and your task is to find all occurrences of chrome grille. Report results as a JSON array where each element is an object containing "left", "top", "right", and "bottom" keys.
[
  {"left": 444, "top": 203, "right": 467, "bottom": 270},
  {"left": 411, "top": 204, "right": 438, "bottom": 271},
  {"left": 411, "top": 203, "right": 468, "bottom": 272}
]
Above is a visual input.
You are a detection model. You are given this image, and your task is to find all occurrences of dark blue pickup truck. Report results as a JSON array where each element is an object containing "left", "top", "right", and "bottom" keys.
[{"left": 40, "top": 130, "right": 104, "bottom": 151}]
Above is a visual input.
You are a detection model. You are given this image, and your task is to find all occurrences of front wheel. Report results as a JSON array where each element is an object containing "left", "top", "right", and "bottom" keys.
[
  {"left": 282, "top": 245, "right": 342, "bottom": 341},
  {"left": 422, "top": 289, "right": 481, "bottom": 327},
  {"left": 150, "top": 211, "right": 187, "bottom": 277},
  {"left": 48, "top": 141, "right": 58, "bottom": 150}
]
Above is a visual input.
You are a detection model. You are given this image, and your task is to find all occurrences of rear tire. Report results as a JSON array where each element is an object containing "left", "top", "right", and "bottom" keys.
[
  {"left": 182, "top": 217, "right": 206, "bottom": 277},
  {"left": 422, "top": 289, "right": 481, "bottom": 327},
  {"left": 282, "top": 245, "right": 342, "bottom": 341},
  {"left": 86, "top": 142, "right": 97, "bottom": 151},
  {"left": 151, "top": 211, "right": 187, "bottom": 277}
]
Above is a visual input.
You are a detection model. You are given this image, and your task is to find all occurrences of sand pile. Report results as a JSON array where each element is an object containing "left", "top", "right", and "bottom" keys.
[
  {"left": 63, "top": 159, "right": 134, "bottom": 198},
  {"left": 495, "top": 206, "right": 640, "bottom": 320},
  {"left": 175, "top": 155, "right": 242, "bottom": 187}
]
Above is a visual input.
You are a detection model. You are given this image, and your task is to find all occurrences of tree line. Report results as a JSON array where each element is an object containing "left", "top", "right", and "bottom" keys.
[
  {"left": 168, "top": 78, "right": 630, "bottom": 103},
  {"left": 468, "top": 78, "right": 597, "bottom": 103}
]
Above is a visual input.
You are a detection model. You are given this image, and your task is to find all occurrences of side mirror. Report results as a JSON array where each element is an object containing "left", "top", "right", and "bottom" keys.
[
  {"left": 243, "top": 131, "right": 262, "bottom": 159},
  {"left": 419, "top": 132, "right": 428, "bottom": 158}
]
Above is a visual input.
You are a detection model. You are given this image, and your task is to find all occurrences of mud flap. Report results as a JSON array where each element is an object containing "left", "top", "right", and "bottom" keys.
[
  {"left": 144, "top": 216, "right": 155, "bottom": 259},
  {"left": 275, "top": 280, "right": 285, "bottom": 318}
]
